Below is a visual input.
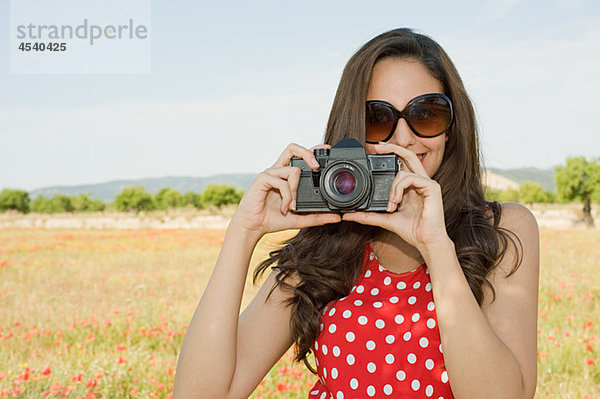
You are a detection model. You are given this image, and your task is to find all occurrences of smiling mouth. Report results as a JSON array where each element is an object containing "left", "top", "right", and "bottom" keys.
[{"left": 417, "top": 153, "right": 426, "bottom": 163}]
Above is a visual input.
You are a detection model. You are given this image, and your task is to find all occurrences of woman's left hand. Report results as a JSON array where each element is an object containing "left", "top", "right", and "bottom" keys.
[{"left": 342, "top": 142, "right": 450, "bottom": 251}]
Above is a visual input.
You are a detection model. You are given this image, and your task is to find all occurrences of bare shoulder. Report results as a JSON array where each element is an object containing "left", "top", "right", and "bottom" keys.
[
  {"left": 481, "top": 202, "right": 540, "bottom": 398},
  {"left": 492, "top": 202, "right": 539, "bottom": 275}
]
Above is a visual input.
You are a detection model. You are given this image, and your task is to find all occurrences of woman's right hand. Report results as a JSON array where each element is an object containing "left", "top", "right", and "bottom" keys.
[{"left": 230, "top": 143, "right": 342, "bottom": 239}]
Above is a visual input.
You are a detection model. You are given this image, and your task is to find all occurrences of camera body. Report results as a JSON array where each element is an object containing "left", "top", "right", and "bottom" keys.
[{"left": 290, "top": 138, "right": 401, "bottom": 213}]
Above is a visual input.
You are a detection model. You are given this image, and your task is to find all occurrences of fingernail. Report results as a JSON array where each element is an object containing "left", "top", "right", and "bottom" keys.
[
  {"left": 290, "top": 200, "right": 296, "bottom": 210},
  {"left": 311, "top": 158, "right": 320, "bottom": 168},
  {"left": 387, "top": 201, "right": 393, "bottom": 212}
]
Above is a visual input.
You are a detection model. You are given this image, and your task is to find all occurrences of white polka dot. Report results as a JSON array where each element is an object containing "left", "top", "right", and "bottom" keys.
[
  {"left": 367, "top": 386, "right": 375, "bottom": 397},
  {"left": 427, "top": 301, "right": 435, "bottom": 311},
  {"left": 373, "top": 302, "right": 383, "bottom": 308},
  {"left": 354, "top": 300, "right": 363, "bottom": 306},
  {"left": 328, "top": 308, "right": 336, "bottom": 316},
  {"left": 420, "top": 337, "right": 429, "bottom": 348},
  {"left": 407, "top": 353, "right": 417, "bottom": 364},
  {"left": 320, "top": 392, "right": 326, "bottom": 399},
  {"left": 310, "top": 390, "right": 319, "bottom": 395},
  {"left": 412, "top": 313, "right": 420, "bottom": 322},
  {"left": 315, "top": 357, "right": 319, "bottom": 366},
  {"left": 366, "top": 340, "right": 376, "bottom": 350},
  {"left": 320, "top": 323, "right": 324, "bottom": 331},
  {"left": 403, "top": 331, "right": 411, "bottom": 341},
  {"left": 356, "top": 285, "right": 365, "bottom": 294},
  {"left": 396, "top": 370, "right": 406, "bottom": 381},
  {"left": 385, "top": 354, "right": 395, "bottom": 364},
  {"left": 384, "top": 384, "right": 393, "bottom": 395},
  {"left": 323, "top": 367, "right": 327, "bottom": 379},
  {"left": 395, "top": 315, "right": 404, "bottom": 324},
  {"left": 439, "top": 344, "right": 443, "bottom": 353},
  {"left": 367, "top": 362, "right": 376, "bottom": 373},
  {"left": 375, "top": 319, "right": 385, "bottom": 329},
  {"left": 390, "top": 296, "right": 399, "bottom": 303},
  {"left": 328, "top": 324, "right": 337, "bottom": 333},
  {"left": 336, "top": 391, "right": 343, "bottom": 399},
  {"left": 408, "top": 296, "right": 417, "bottom": 305},
  {"left": 426, "top": 282, "right": 432, "bottom": 292},
  {"left": 413, "top": 281, "right": 421, "bottom": 289},
  {"left": 371, "top": 288, "right": 379, "bottom": 295},
  {"left": 322, "top": 344, "right": 328, "bottom": 355},
  {"left": 365, "top": 270, "right": 372, "bottom": 278},
  {"left": 369, "top": 252, "right": 375, "bottom": 260},
  {"left": 426, "top": 385, "right": 434, "bottom": 397},
  {"left": 350, "top": 378, "right": 359, "bottom": 389},
  {"left": 427, "top": 318, "right": 436, "bottom": 329},
  {"left": 384, "top": 276, "right": 392, "bottom": 285},
  {"left": 333, "top": 346, "right": 341, "bottom": 357},
  {"left": 346, "top": 332, "right": 355, "bottom": 342},
  {"left": 441, "top": 371, "right": 448, "bottom": 383},
  {"left": 397, "top": 281, "right": 407, "bottom": 289},
  {"left": 425, "top": 359, "right": 434, "bottom": 370},
  {"left": 425, "top": 267, "right": 429, "bottom": 274},
  {"left": 346, "top": 354, "right": 355, "bottom": 365},
  {"left": 378, "top": 265, "right": 385, "bottom": 272},
  {"left": 358, "top": 316, "right": 368, "bottom": 325},
  {"left": 343, "top": 310, "right": 352, "bottom": 319},
  {"left": 412, "top": 379, "right": 420, "bottom": 391},
  {"left": 385, "top": 335, "right": 395, "bottom": 344},
  {"left": 350, "top": 286, "right": 356, "bottom": 293},
  {"left": 315, "top": 341, "right": 319, "bottom": 351},
  {"left": 331, "top": 368, "right": 338, "bottom": 379}
]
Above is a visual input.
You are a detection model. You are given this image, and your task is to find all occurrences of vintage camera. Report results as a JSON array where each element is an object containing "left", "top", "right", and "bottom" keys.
[{"left": 289, "top": 138, "right": 401, "bottom": 213}]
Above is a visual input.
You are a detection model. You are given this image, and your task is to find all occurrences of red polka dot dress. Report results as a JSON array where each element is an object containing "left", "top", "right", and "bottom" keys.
[{"left": 308, "top": 242, "right": 454, "bottom": 399}]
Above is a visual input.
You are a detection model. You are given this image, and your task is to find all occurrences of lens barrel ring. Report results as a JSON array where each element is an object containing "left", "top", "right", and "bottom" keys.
[{"left": 320, "top": 161, "right": 371, "bottom": 209}]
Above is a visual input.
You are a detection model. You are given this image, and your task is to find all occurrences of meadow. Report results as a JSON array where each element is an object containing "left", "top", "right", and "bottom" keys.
[{"left": 0, "top": 223, "right": 598, "bottom": 398}]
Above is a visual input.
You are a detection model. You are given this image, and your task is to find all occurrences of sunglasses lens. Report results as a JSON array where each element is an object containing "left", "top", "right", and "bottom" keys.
[
  {"left": 366, "top": 102, "right": 395, "bottom": 142},
  {"left": 407, "top": 97, "right": 452, "bottom": 137}
]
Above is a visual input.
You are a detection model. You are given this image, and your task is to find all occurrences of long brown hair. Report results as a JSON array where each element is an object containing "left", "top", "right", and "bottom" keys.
[{"left": 254, "top": 28, "right": 522, "bottom": 373}]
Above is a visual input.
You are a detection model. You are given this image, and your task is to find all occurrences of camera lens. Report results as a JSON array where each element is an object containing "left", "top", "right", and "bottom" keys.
[{"left": 333, "top": 171, "right": 356, "bottom": 195}]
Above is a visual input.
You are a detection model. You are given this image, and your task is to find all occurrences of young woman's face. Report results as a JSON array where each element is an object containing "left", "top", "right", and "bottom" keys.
[{"left": 365, "top": 57, "right": 448, "bottom": 178}]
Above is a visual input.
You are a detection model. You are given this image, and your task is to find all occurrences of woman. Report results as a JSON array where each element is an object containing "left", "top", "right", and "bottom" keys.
[{"left": 174, "top": 28, "right": 539, "bottom": 399}]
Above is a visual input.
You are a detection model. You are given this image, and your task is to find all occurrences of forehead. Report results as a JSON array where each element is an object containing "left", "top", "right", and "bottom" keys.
[{"left": 366, "top": 58, "right": 443, "bottom": 108}]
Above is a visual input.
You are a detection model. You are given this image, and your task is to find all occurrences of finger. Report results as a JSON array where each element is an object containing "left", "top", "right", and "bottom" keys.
[
  {"left": 342, "top": 211, "right": 390, "bottom": 230},
  {"left": 369, "top": 143, "right": 428, "bottom": 178},
  {"left": 263, "top": 166, "right": 302, "bottom": 210},
  {"left": 272, "top": 143, "right": 320, "bottom": 170},
  {"left": 389, "top": 172, "right": 439, "bottom": 211},
  {"left": 293, "top": 212, "right": 342, "bottom": 229},
  {"left": 258, "top": 171, "right": 294, "bottom": 215}
]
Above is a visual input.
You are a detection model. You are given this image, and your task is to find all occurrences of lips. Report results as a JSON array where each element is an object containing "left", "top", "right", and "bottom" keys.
[{"left": 417, "top": 153, "right": 426, "bottom": 163}]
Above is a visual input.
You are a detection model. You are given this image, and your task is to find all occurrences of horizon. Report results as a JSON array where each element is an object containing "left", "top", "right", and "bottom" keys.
[{"left": 2, "top": 0, "right": 599, "bottom": 191}]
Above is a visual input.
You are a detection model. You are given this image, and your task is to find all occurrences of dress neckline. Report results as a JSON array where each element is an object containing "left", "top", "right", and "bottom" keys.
[{"left": 366, "top": 241, "right": 426, "bottom": 277}]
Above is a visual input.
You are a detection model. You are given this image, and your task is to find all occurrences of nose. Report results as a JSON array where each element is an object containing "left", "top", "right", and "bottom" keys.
[{"left": 388, "top": 118, "right": 417, "bottom": 147}]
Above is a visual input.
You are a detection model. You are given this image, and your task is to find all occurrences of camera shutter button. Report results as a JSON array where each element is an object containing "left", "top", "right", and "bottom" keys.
[{"left": 314, "top": 148, "right": 330, "bottom": 156}]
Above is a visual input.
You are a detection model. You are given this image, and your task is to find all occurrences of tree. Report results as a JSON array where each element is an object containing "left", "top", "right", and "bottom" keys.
[
  {"left": 30, "top": 194, "right": 74, "bottom": 213},
  {"left": 555, "top": 156, "right": 600, "bottom": 227},
  {"left": 518, "top": 181, "right": 554, "bottom": 205},
  {"left": 201, "top": 184, "right": 244, "bottom": 207},
  {"left": 71, "top": 193, "right": 106, "bottom": 212},
  {"left": 182, "top": 191, "right": 204, "bottom": 209},
  {"left": 0, "top": 189, "right": 30, "bottom": 213},
  {"left": 114, "top": 187, "right": 156, "bottom": 212},
  {"left": 155, "top": 188, "right": 183, "bottom": 210}
]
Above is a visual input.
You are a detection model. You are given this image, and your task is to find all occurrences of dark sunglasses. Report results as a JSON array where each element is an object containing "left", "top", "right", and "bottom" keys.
[{"left": 365, "top": 93, "right": 454, "bottom": 143}]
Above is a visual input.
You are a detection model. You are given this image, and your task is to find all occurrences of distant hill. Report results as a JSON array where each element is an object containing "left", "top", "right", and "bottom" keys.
[
  {"left": 29, "top": 174, "right": 257, "bottom": 203},
  {"left": 25, "top": 167, "right": 556, "bottom": 203},
  {"left": 488, "top": 167, "right": 555, "bottom": 192}
]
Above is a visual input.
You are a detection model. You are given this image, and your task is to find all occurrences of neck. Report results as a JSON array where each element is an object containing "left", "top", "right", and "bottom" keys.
[{"left": 372, "top": 231, "right": 424, "bottom": 271}]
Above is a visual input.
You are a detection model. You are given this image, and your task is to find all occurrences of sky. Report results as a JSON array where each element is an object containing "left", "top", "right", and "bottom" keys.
[{"left": 1, "top": 0, "right": 599, "bottom": 191}]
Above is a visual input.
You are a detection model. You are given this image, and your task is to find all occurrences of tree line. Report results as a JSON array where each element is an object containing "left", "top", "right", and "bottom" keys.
[
  {"left": 1, "top": 156, "right": 599, "bottom": 225},
  {"left": 0, "top": 184, "right": 244, "bottom": 214}
]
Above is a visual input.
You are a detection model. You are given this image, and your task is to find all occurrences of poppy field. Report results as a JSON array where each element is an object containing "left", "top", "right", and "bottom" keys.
[{"left": 0, "top": 226, "right": 598, "bottom": 398}]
